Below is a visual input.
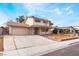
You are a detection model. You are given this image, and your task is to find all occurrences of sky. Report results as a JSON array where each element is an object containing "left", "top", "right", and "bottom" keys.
[{"left": 0, "top": 3, "right": 79, "bottom": 27}]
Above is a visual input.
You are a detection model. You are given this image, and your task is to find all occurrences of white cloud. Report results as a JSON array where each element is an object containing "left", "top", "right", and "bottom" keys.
[
  {"left": 23, "top": 3, "right": 55, "bottom": 16},
  {"left": 65, "top": 7, "right": 71, "bottom": 11},
  {"left": 65, "top": 6, "right": 73, "bottom": 15},
  {"left": 67, "top": 10, "right": 73, "bottom": 15},
  {"left": 53, "top": 8, "right": 62, "bottom": 15},
  {"left": 0, "top": 11, "right": 9, "bottom": 26},
  {"left": 23, "top": 3, "right": 47, "bottom": 16}
]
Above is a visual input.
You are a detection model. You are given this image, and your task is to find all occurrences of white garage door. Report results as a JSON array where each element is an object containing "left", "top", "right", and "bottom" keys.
[{"left": 12, "top": 27, "right": 28, "bottom": 35}]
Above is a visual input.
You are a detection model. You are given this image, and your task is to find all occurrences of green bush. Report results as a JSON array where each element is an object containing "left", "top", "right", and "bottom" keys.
[
  {"left": 63, "top": 29, "right": 70, "bottom": 34},
  {"left": 52, "top": 28, "right": 58, "bottom": 34}
]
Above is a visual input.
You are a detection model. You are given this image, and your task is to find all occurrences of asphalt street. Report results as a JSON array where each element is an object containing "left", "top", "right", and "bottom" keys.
[{"left": 42, "top": 44, "right": 79, "bottom": 56}]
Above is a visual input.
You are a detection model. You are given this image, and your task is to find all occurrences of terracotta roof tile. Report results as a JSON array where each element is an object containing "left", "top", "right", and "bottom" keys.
[
  {"left": 22, "top": 16, "right": 50, "bottom": 23},
  {"left": 31, "top": 25, "right": 52, "bottom": 28},
  {"left": 7, "top": 22, "right": 29, "bottom": 27}
]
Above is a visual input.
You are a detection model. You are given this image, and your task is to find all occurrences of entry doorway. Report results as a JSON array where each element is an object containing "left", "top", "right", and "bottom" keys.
[{"left": 34, "top": 28, "right": 39, "bottom": 35}]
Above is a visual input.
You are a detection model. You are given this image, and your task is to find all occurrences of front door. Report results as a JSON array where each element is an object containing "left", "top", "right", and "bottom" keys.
[{"left": 34, "top": 28, "right": 39, "bottom": 35}]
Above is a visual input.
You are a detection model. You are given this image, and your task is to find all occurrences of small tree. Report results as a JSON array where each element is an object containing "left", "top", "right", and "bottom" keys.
[
  {"left": 52, "top": 28, "right": 58, "bottom": 34},
  {"left": 59, "top": 29, "right": 64, "bottom": 33},
  {"left": 16, "top": 16, "right": 25, "bottom": 23}
]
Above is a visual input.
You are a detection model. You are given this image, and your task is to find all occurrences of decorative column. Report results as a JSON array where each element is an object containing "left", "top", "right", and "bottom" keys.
[{"left": 57, "top": 29, "right": 60, "bottom": 35}]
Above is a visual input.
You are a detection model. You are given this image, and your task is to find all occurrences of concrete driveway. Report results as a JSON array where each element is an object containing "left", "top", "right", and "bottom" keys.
[{"left": 2, "top": 35, "right": 79, "bottom": 56}]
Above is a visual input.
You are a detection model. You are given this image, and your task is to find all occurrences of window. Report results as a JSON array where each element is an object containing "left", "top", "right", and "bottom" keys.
[
  {"left": 43, "top": 21, "right": 46, "bottom": 23},
  {"left": 35, "top": 20, "right": 41, "bottom": 22},
  {"left": 42, "top": 28, "right": 48, "bottom": 32},
  {"left": 75, "top": 30, "right": 79, "bottom": 33}
]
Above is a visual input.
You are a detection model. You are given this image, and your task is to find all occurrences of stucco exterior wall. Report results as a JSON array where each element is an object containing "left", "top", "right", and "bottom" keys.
[
  {"left": 28, "top": 28, "right": 35, "bottom": 35},
  {"left": 0, "top": 28, "right": 3, "bottom": 35},
  {"left": 0, "top": 36, "right": 3, "bottom": 51},
  {"left": 9, "top": 26, "right": 12, "bottom": 35},
  {"left": 25, "top": 17, "right": 50, "bottom": 27},
  {"left": 25, "top": 18, "right": 34, "bottom": 26}
]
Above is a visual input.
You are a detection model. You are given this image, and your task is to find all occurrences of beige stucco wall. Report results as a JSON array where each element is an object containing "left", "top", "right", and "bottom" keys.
[
  {"left": 25, "top": 18, "right": 34, "bottom": 26},
  {"left": 28, "top": 28, "right": 35, "bottom": 35},
  {"left": 25, "top": 17, "right": 50, "bottom": 27},
  {"left": 39, "top": 28, "right": 42, "bottom": 35},
  {"left": 0, "top": 36, "right": 3, "bottom": 51},
  {"left": 9, "top": 26, "right": 12, "bottom": 35},
  {"left": 0, "top": 28, "right": 3, "bottom": 35}
]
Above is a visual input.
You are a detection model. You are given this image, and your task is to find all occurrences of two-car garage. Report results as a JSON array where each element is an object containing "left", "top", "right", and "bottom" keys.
[
  {"left": 11, "top": 27, "right": 29, "bottom": 35},
  {"left": 7, "top": 22, "right": 29, "bottom": 35}
]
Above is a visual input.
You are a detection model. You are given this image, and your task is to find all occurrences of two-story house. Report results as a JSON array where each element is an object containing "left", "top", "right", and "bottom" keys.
[{"left": 7, "top": 16, "right": 53, "bottom": 35}]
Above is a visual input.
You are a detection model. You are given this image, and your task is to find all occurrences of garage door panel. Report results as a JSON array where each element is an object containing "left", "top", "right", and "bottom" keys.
[{"left": 12, "top": 27, "right": 28, "bottom": 35}]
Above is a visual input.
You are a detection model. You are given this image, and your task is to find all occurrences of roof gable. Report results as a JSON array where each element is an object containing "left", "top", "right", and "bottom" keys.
[
  {"left": 7, "top": 22, "right": 29, "bottom": 27},
  {"left": 22, "top": 16, "right": 50, "bottom": 24}
]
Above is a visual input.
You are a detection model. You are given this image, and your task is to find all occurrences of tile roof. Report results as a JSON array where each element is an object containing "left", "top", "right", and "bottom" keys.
[
  {"left": 7, "top": 22, "right": 29, "bottom": 27},
  {"left": 22, "top": 16, "right": 50, "bottom": 23},
  {"left": 31, "top": 25, "right": 52, "bottom": 28}
]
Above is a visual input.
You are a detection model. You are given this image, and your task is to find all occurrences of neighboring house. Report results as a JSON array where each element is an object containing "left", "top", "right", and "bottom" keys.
[
  {"left": 72, "top": 26, "right": 79, "bottom": 33},
  {"left": 7, "top": 16, "right": 53, "bottom": 35},
  {"left": 0, "top": 27, "right": 3, "bottom": 35},
  {"left": 0, "top": 27, "right": 9, "bottom": 35},
  {"left": 57, "top": 26, "right": 74, "bottom": 33},
  {"left": 55, "top": 26, "right": 79, "bottom": 34}
]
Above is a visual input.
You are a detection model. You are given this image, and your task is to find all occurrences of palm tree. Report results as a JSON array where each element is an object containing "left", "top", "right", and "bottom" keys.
[{"left": 16, "top": 16, "right": 25, "bottom": 23}]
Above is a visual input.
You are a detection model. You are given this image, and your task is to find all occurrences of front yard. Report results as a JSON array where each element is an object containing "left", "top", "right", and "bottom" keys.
[{"left": 43, "top": 34, "right": 79, "bottom": 41}]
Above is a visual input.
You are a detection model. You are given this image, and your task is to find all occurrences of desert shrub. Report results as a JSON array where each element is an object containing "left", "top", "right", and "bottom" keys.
[
  {"left": 52, "top": 28, "right": 58, "bottom": 34},
  {"left": 63, "top": 29, "right": 70, "bottom": 34}
]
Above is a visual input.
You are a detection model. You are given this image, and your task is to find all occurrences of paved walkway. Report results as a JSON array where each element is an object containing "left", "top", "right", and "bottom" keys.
[
  {"left": 42, "top": 43, "right": 79, "bottom": 56},
  {"left": 1, "top": 35, "right": 79, "bottom": 56}
]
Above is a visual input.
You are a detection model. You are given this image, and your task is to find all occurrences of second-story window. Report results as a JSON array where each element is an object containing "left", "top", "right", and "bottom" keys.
[
  {"left": 43, "top": 21, "right": 46, "bottom": 23},
  {"left": 42, "top": 28, "right": 48, "bottom": 32},
  {"left": 35, "top": 20, "right": 41, "bottom": 22}
]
